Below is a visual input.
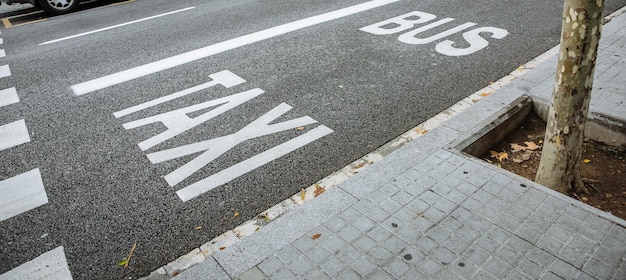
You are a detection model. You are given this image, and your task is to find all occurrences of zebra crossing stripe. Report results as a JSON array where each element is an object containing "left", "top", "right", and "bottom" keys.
[
  {"left": 0, "top": 169, "right": 47, "bottom": 221},
  {"left": 0, "top": 119, "right": 31, "bottom": 151},
  {"left": 0, "top": 65, "right": 10, "bottom": 79},
  {"left": 0, "top": 246, "right": 72, "bottom": 280},
  {"left": 0, "top": 87, "right": 19, "bottom": 107}
]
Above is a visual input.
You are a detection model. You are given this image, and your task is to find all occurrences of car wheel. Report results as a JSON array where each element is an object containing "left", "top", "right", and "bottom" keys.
[{"left": 37, "top": 0, "right": 79, "bottom": 15}]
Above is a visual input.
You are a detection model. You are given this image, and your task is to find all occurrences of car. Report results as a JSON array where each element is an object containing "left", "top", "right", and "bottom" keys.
[{"left": 1, "top": 0, "right": 79, "bottom": 15}]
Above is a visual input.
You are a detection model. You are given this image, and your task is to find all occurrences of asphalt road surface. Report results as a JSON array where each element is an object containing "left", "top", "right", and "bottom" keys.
[{"left": 2, "top": 0, "right": 625, "bottom": 278}]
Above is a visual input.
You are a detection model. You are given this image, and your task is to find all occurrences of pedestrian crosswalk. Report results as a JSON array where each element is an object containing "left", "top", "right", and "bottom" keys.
[{"left": 0, "top": 31, "right": 72, "bottom": 279}]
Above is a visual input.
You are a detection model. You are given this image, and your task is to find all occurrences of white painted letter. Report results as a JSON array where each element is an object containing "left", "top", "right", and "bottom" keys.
[
  {"left": 114, "top": 70, "right": 246, "bottom": 118},
  {"left": 123, "top": 88, "right": 264, "bottom": 151},
  {"left": 435, "top": 27, "right": 509, "bottom": 56},
  {"left": 148, "top": 103, "right": 319, "bottom": 187},
  {"left": 176, "top": 125, "right": 333, "bottom": 202},
  {"left": 360, "top": 11, "right": 436, "bottom": 35},
  {"left": 398, "top": 19, "right": 477, "bottom": 45}
]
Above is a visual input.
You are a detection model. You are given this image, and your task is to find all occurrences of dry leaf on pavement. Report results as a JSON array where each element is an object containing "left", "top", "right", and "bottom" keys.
[{"left": 311, "top": 233, "right": 321, "bottom": 240}]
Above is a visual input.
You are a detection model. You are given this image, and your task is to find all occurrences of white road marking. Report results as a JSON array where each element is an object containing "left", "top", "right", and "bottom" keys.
[
  {"left": 0, "top": 246, "right": 72, "bottom": 280},
  {"left": 0, "top": 65, "right": 11, "bottom": 79},
  {"left": 39, "top": 7, "right": 196, "bottom": 46},
  {"left": 0, "top": 49, "right": 5, "bottom": 58},
  {"left": 0, "top": 169, "right": 47, "bottom": 221},
  {"left": 0, "top": 119, "right": 31, "bottom": 151},
  {"left": 149, "top": 103, "right": 318, "bottom": 186},
  {"left": 0, "top": 87, "right": 19, "bottom": 107},
  {"left": 0, "top": 38, "right": 3, "bottom": 45},
  {"left": 123, "top": 88, "right": 265, "bottom": 151},
  {"left": 113, "top": 70, "right": 246, "bottom": 118},
  {"left": 176, "top": 125, "right": 333, "bottom": 202},
  {"left": 71, "top": 0, "right": 401, "bottom": 96}
]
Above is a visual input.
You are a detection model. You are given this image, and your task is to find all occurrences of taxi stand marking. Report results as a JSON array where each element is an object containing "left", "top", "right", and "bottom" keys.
[{"left": 114, "top": 70, "right": 333, "bottom": 202}]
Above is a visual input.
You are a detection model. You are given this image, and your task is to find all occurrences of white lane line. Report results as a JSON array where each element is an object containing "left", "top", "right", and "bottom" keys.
[
  {"left": 39, "top": 7, "right": 196, "bottom": 45},
  {"left": 0, "top": 119, "right": 31, "bottom": 151},
  {"left": 0, "top": 87, "right": 19, "bottom": 107},
  {"left": 71, "top": 0, "right": 401, "bottom": 96},
  {"left": 0, "top": 246, "right": 72, "bottom": 280},
  {"left": 0, "top": 169, "right": 47, "bottom": 221},
  {"left": 0, "top": 49, "right": 5, "bottom": 58},
  {"left": 0, "top": 65, "right": 11, "bottom": 79}
]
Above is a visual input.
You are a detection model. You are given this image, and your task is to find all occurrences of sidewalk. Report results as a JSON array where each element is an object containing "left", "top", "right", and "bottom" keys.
[{"left": 153, "top": 9, "right": 626, "bottom": 280}]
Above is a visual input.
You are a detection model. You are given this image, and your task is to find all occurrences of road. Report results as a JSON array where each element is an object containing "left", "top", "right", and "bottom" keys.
[{"left": 1, "top": 0, "right": 625, "bottom": 278}]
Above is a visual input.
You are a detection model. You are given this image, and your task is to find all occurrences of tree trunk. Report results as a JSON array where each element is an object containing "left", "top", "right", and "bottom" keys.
[{"left": 535, "top": 0, "right": 603, "bottom": 194}]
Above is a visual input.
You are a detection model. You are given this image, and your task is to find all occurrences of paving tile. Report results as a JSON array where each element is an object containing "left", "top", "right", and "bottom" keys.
[
  {"left": 414, "top": 257, "right": 445, "bottom": 278},
  {"left": 383, "top": 258, "right": 411, "bottom": 278},
  {"left": 258, "top": 256, "right": 284, "bottom": 276},
  {"left": 319, "top": 255, "right": 346, "bottom": 277},
  {"left": 305, "top": 245, "right": 331, "bottom": 264},
  {"left": 348, "top": 256, "right": 378, "bottom": 277},
  {"left": 289, "top": 255, "right": 315, "bottom": 276},
  {"left": 322, "top": 234, "right": 348, "bottom": 254}
]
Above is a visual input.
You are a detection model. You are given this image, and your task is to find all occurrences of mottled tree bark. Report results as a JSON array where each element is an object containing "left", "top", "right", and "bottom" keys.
[{"left": 535, "top": 0, "right": 604, "bottom": 194}]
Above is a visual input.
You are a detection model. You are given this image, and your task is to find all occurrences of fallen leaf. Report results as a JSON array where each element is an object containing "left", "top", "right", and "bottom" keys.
[
  {"left": 490, "top": 151, "right": 508, "bottom": 162},
  {"left": 480, "top": 91, "right": 492, "bottom": 97},
  {"left": 605, "top": 194, "right": 613, "bottom": 199},
  {"left": 524, "top": 141, "right": 540, "bottom": 150},
  {"left": 583, "top": 159, "right": 591, "bottom": 163},
  {"left": 415, "top": 127, "right": 428, "bottom": 134},
  {"left": 219, "top": 247, "right": 226, "bottom": 251},
  {"left": 581, "top": 196, "right": 588, "bottom": 202},
  {"left": 296, "top": 126, "right": 305, "bottom": 131},
  {"left": 311, "top": 233, "right": 321, "bottom": 240},
  {"left": 194, "top": 226, "right": 202, "bottom": 230},
  {"left": 118, "top": 260, "right": 128, "bottom": 266},
  {"left": 314, "top": 184, "right": 325, "bottom": 197},
  {"left": 511, "top": 143, "right": 527, "bottom": 152},
  {"left": 301, "top": 188, "right": 306, "bottom": 201},
  {"left": 233, "top": 211, "right": 240, "bottom": 219}
]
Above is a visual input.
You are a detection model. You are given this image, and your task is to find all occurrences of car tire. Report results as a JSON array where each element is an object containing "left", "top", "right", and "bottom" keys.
[{"left": 37, "top": 0, "right": 79, "bottom": 15}]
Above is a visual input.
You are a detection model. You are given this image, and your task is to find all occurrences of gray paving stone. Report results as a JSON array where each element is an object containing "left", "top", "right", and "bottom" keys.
[
  {"left": 289, "top": 255, "right": 315, "bottom": 276},
  {"left": 461, "top": 247, "right": 491, "bottom": 267},
  {"left": 258, "top": 256, "right": 284, "bottom": 277},
  {"left": 414, "top": 257, "right": 445, "bottom": 278},
  {"left": 449, "top": 258, "right": 479, "bottom": 279},
  {"left": 517, "top": 258, "right": 546, "bottom": 279},
  {"left": 367, "top": 226, "right": 393, "bottom": 243},
  {"left": 380, "top": 235, "right": 409, "bottom": 254},
  {"left": 337, "top": 225, "right": 362, "bottom": 243},
  {"left": 275, "top": 245, "right": 300, "bottom": 266},
  {"left": 322, "top": 234, "right": 348, "bottom": 254},
  {"left": 348, "top": 256, "right": 378, "bottom": 277},
  {"left": 484, "top": 257, "right": 514, "bottom": 279},
  {"left": 237, "top": 267, "right": 269, "bottom": 280},
  {"left": 319, "top": 255, "right": 346, "bottom": 277},
  {"left": 269, "top": 268, "right": 296, "bottom": 280},
  {"left": 301, "top": 269, "right": 331, "bottom": 280},
  {"left": 383, "top": 258, "right": 411, "bottom": 278},
  {"left": 369, "top": 246, "right": 395, "bottom": 266},
  {"left": 368, "top": 269, "right": 395, "bottom": 280},
  {"left": 353, "top": 235, "right": 377, "bottom": 254},
  {"left": 548, "top": 258, "right": 580, "bottom": 279},
  {"left": 337, "top": 268, "right": 361, "bottom": 280},
  {"left": 305, "top": 245, "right": 331, "bottom": 264},
  {"left": 431, "top": 246, "right": 458, "bottom": 265},
  {"left": 352, "top": 216, "right": 376, "bottom": 233},
  {"left": 324, "top": 216, "right": 348, "bottom": 233}
]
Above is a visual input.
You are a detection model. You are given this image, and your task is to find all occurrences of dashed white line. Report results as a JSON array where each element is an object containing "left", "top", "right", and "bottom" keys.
[
  {"left": 0, "top": 119, "right": 31, "bottom": 151},
  {"left": 0, "top": 169, "right": 47, "bottom": 221},
  {"left": 71, "top": 0, "right": 401, "bottom": 96},
  {"left": 0, "top": 65, "right": 11, "bottom": 79},
  {"left": 0, "top": 87, "right": 19, "bottom": 107},
  {"left": 0, "top": 246, "right": 72, "bottom": 280},
  {"left": 39, "top": 7, "right": 196, "bottom": 46}
]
